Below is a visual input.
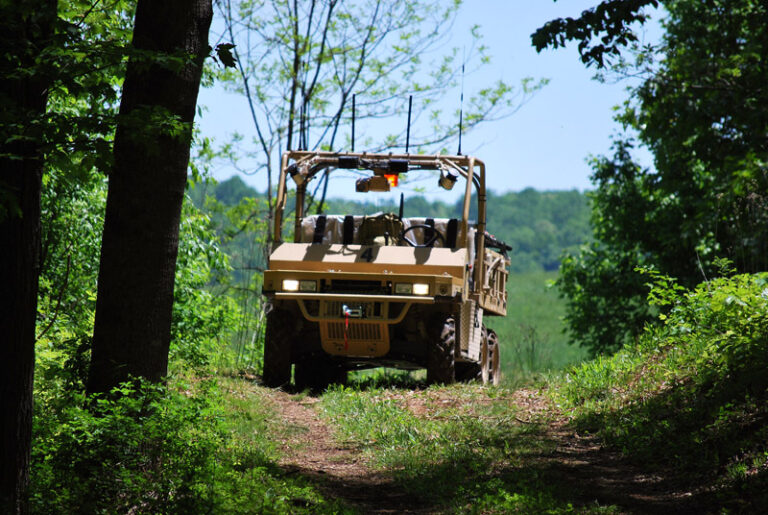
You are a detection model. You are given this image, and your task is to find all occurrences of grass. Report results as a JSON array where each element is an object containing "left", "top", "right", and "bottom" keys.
[
  {"left": 488, "top": 271, "right": 588, "bottom": 383},
  {"left": 550, "top": 273, "right": 768, "bottom": 511},
  {"left": 208, "top": 376, "right": 351, "bottom": 514},
  {"left": 319, "top": 381, "right": 618, "bottom": 513}
]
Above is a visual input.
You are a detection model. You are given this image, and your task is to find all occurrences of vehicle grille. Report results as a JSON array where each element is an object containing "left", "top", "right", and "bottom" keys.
[
  {"left": 326, "top": 322, "right": 382, "bottom": 340},
  {"left": 320, "top": 320, "right": 390, "bottom": 357}
]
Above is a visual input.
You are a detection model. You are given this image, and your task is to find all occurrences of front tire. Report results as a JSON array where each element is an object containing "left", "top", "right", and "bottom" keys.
[
  {"left": 262, "top": 308, "right": 293, "bottom": 387},
  {"left": 427, "top": 315, "right": 455, "bottom": 385}
]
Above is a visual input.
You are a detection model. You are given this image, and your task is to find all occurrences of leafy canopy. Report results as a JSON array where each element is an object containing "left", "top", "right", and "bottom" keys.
[
  {"left": 556, "top": 0, "right": 768, "bottom": 355},
  {"left": 531, "top": 0, "right": 660, "bottom": 68}
]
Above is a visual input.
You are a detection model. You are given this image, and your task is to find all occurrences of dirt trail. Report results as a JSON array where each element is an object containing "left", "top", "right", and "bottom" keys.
[
  {"left": 268, "top": 387, "right": 710, "bottom": 514},
  {"left": 270, "top": 391, "right": 434, "bottom": 514}
]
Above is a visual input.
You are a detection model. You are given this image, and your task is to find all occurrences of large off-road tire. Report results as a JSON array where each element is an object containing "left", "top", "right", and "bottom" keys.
[
  {"left": 262, "top": 308, "right": 293, "bottom": 387},
  {"left": 427, "top": 315, "right": 455, "bottom": 385},
  {"left": 294, "top": 358, "right": 347, "bottom": 392},
  {"left": 486, "top": 329, "right": 501, "bottom": 386}
]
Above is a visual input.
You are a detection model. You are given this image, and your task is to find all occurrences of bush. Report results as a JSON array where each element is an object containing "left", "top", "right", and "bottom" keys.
[
  {"left": 31, "top": 379, "right": 224, "bottom": 514},
  {"left": 556, "top": 271, "right": 768, "bottom": 505}
]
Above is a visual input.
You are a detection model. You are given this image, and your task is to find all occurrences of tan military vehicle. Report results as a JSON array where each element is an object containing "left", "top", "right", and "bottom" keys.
[{"left": 261, "top": 150, "right": 510, "bottom": 389}]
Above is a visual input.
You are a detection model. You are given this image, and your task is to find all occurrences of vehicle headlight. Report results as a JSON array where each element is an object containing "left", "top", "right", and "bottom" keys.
[
  {"left": 413, "top": 283, "right": 429, "bottom": 295},
  {"left": 299, "top": 280, "right": 317, "bottom": 292},
  {"left": 282, "top": 279, "right": 299, "bottom": 291},
  {"left": 394, "top": 283, "right": 413, "bottom": 294}
]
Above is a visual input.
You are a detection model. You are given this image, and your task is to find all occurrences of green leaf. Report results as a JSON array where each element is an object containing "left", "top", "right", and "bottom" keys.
[{"left": 215, "top": 43, "right": 237, "bottom": 68}]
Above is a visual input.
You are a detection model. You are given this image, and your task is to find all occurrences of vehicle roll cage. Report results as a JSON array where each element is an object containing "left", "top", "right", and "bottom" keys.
[{"left": 273, "top": 150, "right": 488, "bottom": 257}]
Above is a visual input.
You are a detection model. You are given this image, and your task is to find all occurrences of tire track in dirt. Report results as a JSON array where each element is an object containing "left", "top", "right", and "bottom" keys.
[
  {"left": 512, "top": 388, "right": 714, "bottom": 514},
  {"left": 270, "top": 390, "right": 435, "bottom": 514}
]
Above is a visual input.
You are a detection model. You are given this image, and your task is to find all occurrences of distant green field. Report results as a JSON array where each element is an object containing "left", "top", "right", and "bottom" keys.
[{"left": 485, "top": 271, "right": 588, "bottom": 382}]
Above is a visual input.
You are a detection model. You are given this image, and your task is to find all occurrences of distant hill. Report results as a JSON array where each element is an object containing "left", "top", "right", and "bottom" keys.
[{"left": 191, "top": 176, "right": 591, "bottom": 273}]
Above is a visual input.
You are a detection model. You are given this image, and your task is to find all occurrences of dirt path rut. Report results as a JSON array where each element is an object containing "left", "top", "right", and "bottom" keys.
[{"left": 271, "top": 391, "right": 434, "bottom": 514}]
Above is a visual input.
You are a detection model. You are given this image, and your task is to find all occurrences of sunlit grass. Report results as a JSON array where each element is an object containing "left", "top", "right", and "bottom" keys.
[
  {"left": 319, "top": 382, "right": 618, "bottom": 513},
  {"left": 210, "top": 377, "right": 351, "bottom": 514}
]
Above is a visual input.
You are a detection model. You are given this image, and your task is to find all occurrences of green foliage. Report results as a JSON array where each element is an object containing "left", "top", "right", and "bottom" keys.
[
  {"left": 555, "top": 272, "right": 768, "bottom": 510},
  {"left": 31, "top": 375, "right": 348, "bottom": 514},
  {"left": 187, "top": 179, "right": 274, "bottom": 371},
  {"left": 477, "top": 189, "right": 592, "bottom": 273},
  {"left": 624, "top": 0, "right": 768, "bottom": 276},
  {"left": 44, "top": 0, "right": 135, "bottom": 175},
  {"left": 36, "top": 168, "right": 106, "bottom": 391},
  {"left": 557, "top": 242, "right": 655, "bottom": 356},
  {"left": 557, "top": 0, "right": 768, "bottom": 355},
  {"left": 171, "top": 196, "right": 242, "bottom": 369},
  {"left": 531, "top": 0, "right": 659, "bottom": 68},
  {"left": 31, "top": 379, "right": 225, "bottom": 513}
]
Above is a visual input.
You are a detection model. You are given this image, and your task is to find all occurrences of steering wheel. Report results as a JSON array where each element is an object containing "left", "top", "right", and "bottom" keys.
[{"left": 400, "top": 224, "right": 446, "bottom": 248}]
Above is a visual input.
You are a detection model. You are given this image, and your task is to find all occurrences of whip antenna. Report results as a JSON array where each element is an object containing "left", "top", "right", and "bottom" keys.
[
  {"left": 299, "top": 102, "right": 306, "bottom": 150},
  {"left": 405, "top": 95, "right": 413, "bottom": 153},
  {"left": 457, "top": 63, "right": 465, "bottom": 155},
  {"left": 351, "top": 94, "right": 356, "bottom": 152}
]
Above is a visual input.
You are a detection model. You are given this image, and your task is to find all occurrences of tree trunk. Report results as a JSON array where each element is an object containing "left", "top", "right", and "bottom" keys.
[
  {"left": 87, "top": 0, "right": 213, "bottom": 394},
  {"left": 0, "top": 2, "right": 56, "bottom": 512}
]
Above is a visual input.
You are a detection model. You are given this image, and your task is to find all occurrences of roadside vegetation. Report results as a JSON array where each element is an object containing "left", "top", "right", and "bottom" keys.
[
  {"left": 7, "top": 0, "right": 768, "bottom": 512},
  {"left": 555, "top": 271, "right": 768, "bottom": 511},
  {"left": 28, "top": 264, "right": 768, "bottom": 512}
]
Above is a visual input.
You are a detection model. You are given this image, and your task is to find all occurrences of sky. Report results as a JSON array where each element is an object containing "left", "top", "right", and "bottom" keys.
[{"left": 196, "top": 1, "right": 663, "bottom": 199}]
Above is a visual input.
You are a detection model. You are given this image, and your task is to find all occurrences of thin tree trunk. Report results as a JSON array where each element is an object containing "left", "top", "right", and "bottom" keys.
[
  {"left": 0, "top": 2, "right": 56, "bottom": 512},
  {"left": 87, "top": 0, "right": 213, "bottom": 394}
]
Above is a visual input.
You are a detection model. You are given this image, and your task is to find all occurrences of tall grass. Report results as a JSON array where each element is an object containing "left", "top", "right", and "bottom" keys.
[{"left": 487, "top": 271, "right": 587, "bottom": 384}]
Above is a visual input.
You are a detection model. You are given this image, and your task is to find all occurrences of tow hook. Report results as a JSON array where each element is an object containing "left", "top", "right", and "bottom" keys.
[{"left": 341, "top": 304, "right": 364, "bottom": 318}]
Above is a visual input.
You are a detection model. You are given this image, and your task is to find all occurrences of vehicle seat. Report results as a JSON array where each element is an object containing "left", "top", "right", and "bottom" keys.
[
  {"left": 300, "top": 214, "right": 364, "bottom": 244},
  {"left": 300, "top": 214, "right": 471, "bottom": 251},
  {"left": 401, "top": 218, "right": 460, "bottom": 248}
]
